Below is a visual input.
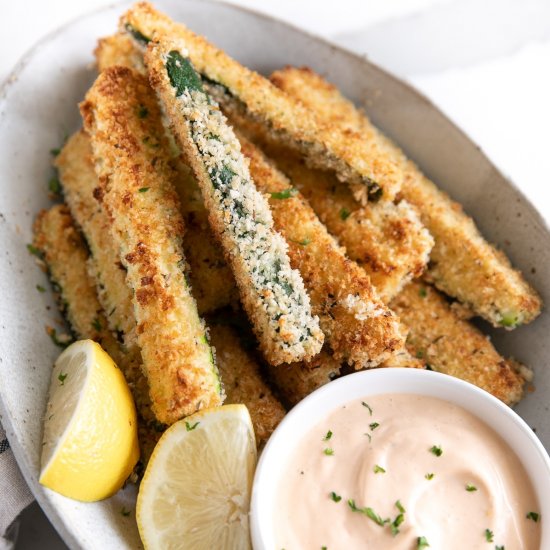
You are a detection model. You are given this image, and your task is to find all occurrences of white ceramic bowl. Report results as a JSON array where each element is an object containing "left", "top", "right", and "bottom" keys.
[{"left": 251, "top": 368, "right": 550, "bottom": 549}]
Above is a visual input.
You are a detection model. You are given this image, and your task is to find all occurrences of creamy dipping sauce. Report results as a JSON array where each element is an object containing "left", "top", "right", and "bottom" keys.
[{"left": 275, "top": 394, "right": 541, "bottom": 549}]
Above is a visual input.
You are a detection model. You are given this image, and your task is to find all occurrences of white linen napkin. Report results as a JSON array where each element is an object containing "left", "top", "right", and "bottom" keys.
[{"left": 0, "top": 423, "right": 34, "bottom": 549}]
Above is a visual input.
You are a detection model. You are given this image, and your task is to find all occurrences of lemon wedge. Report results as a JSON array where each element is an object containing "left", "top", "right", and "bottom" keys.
[
  {"left": 39, "top": 339, "right": 139, "bottom": 501},
  {"left": 136, "top": 405, "right": 257, "bottom": 550}
]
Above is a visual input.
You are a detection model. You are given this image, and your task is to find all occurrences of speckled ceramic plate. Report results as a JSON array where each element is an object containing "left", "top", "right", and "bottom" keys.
[{"left": 1, "top": 0, "right": 549, "bottom": 547}]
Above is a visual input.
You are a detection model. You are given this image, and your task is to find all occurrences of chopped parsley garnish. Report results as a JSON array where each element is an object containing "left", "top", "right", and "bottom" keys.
[
  {"left": 430, "top": 445, "right": 443, "bottom": 457},
  {"left": 323, "top": 448, "right": 334, "bottom": 456},
  {"left": 321, "top": 547, "right": 327, "bottom": 550},
  {"left": 27, "top": 244, "right": 42, "bottom": 258},
  {"left": 361, "top": 401, "right": 373, "bottom": 415},
  {"left": 466, "top": 484, "right": 477, "bottom": 492},
  {"left": 323, "top": 430, "right": 333, "bottom": 441},
  {"left": 48, "top": 177, "right": 62, "bottom": 195},
  {"left": 138, "top": 187, "right": 150, "bottom": 193},
  {"left": 291, "top": 238, "right": 311, "bottom": 246},
  {"left": 526, "top": 511, "right": 540, "bottom": 522},
  {"left": 395, "top": 500, "right": 406, "bottom": 514},
  {"left": 495, "top": 546, "right": 505, "bottom": 550},
  {"left": 50, "top": 147, "right": 61, "bottom": 156},
  {"left": 416, "top": 350, "right": 424, "bottom": 359},
  {"left": 48, "top": 328, "right": 72, "bottom": 348},
  {"left": 485, "top": 529, "right": 494, "bottom": 542},
  {"left": 417, "top": 536, "right": 430, "bottom": 549},
  {"left": 185, "top": 421, "right": 200, "bottom": 431},
  {"left": 347, "top": 500, "right": 388, "bottom": 527},
  {"left": 390, "top": 501, "right": 406, "bottom": 536},
  {"left": 330, "top": 491, "right": 341, "bottom": 503},
  {"left": 339, "top": 207, "right": 351, "bottom": 220},
  {"left": 369, "top": 422, "right": 380, "bottom": 431},
  {"left": 270, "top": 188, "right": 298, "bottom": 200},
  {"left": 121, "top": 507, "right": 131, "bottom": 517},
  {"left": 419, "top": 287, "right": 427, "bottom": 297},
  {"left": 36, "top": 284, "right": 46, "bottom": 293},
  {"left": 425, "top": 473, "right": 434, "bottom": 480},
  {"left": 58, "top": 372, "right": 67, "bottom": 386},
  {"left": 373, "top": 464, "right": 386, "bottom": 474},
  {"left": 91, "top": 318, "right": 102, "bottom": 331},
  {"left": 137, "top": 105, "right": 149, "bottom": 119}
]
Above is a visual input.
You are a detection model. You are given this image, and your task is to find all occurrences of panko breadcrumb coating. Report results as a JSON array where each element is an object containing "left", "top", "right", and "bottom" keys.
[
  {"left": 120, "top": 1, "right": 403, "bottom": 203},
  {"left": 239, "top": 133, "right": 405, "bottom": 368},
  {"left": 81, "top": 66, "right": 222, "bottom": 424},
  {"left": 271, "top": 66, "right": 541, "bottom": 329},
  {"left": 391, "top": 281, "right": 528, "bottom": 405}
]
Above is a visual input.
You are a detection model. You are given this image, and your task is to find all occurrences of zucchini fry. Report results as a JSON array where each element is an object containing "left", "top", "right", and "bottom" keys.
[
  {"left": 209, "top": 324, "right": 286, "bottom": 446},
  {"left": 56, "top": 131, "right": 138, "bottom": 349},
  {"left": 239, "top": 134, "right": 405, "bottom": 368},
  {"left": 390, "top": 281, "right": 528, "bottom": 405},
  {"left": 120, "top": 2, "right": 403, "bottom": 203},
  {"left": 271, "top": 66, "right": 542, "bottom": 329},
  {"left": 33, "top": 205, "right": 159, "bottom": 460},
  {"left": 144, "top": 40, "right": 323, "bottom": 365},
  {"left": 267, "top": 351, "right": 342, "bottom": 407},
  {"left": 80, "top": 66, "right": 222, "bottom": 424},
  {"left": 94, "top": 34, "right": 239, "bottom": 315}
]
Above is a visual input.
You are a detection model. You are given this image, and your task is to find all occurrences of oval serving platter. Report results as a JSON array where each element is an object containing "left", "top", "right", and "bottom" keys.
[{"left": 0, "top": 0, "right": 549, "bottom": 547}]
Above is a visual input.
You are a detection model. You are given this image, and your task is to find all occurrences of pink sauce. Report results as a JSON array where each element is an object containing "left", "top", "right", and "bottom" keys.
[{"left": 275, "top": 394, "right": 541, "bottom": 549}]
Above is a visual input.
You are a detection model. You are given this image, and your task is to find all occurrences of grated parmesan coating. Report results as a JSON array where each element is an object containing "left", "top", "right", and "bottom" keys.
[
  {"left": 239, "top": 134, "right": 405, "bottom": 368},
  {"left": 391, "top": 281, "right": 528, "bottom": 405},
  {"left": 144, "top": 39, "right": 323, "bottom": 365},
  {"left": 120, "top": 2, "right": 403, "bottom": 203},
  {"left": 80, "top": 66, "right": 222, "bottom": 425},
  {"left": 271, "top": 66, "right": 542, "bottom": 329}
]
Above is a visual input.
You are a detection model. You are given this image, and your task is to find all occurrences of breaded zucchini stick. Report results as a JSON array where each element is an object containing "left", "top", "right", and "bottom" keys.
[
  {"left": 56, "top": 131, "right": 138, "bottom": 349},
  {"left": 33, "top": 205, "right": 122, "bottom": 363},
  {"left": 144, "top": 40, "right": 323, "bottom": 365},
  {"left": 272, "top": 66, "right": 542, "bottom": 329},
  {"left": 120, "top": 2, "right": 403, "bottom": 203},
  {"left": 94, "top": 34, "right": 239, "bottom": 315},
  {"left": 390, "top": 281, "right": 528, "bottom": 405},
  {"left": 33, "top": 205, "right": 159, "bottom": 460},
  {"left": 266, "top": 351, "right": 342, "bottom": 407},
  {"left": 248, "top": 141, "right": 433, "bottom": 303},
  {"left": 209, "top": 324, "right": 286, "bottom": 447},
  {"left": 80, "top": 66, "right": 222, "bottom": 424},
  {"left": 239, "top": 134, "right": 405, "bottom": 367}
]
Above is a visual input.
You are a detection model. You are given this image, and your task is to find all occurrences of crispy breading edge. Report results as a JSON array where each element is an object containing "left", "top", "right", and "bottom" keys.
[
  {"left": 80, "top": 65, "right": 222, "bottom": 424},
  {"left": 239, "top": 134, "right": 405, "bottom": 368},
  {"left": 120, "top": 1, "right": 404, "bottom": 203},
  {"left": 271, "top": 66, "right": 542, "bottom": 329}
]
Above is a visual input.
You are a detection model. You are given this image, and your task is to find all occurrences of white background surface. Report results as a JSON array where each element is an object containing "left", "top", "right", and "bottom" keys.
[{"left": 2, "top": 0, "right": 550, "bottom": 547}]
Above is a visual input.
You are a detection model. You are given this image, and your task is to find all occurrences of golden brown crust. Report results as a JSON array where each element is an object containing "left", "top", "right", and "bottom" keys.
[
  {"left": 81, "top": 66, "right": 222, "bottom": 424},
  {"left": 209, "top": 324, "right": 286, "bottom": 447},
  {"left": 95, "top": 33, "right": 146, "bottom": 74},
  {"left": 239, "top": 134, "right": 406, "bottom": 368},
  {"left": 390, "top": 281, "right": 527, "bottom": 405},
  {"left": 272, "top": 66, "right": 542, "bottom": 328},
  {"left": 120, "top": 2, "right": 404, "bottom": 203}
]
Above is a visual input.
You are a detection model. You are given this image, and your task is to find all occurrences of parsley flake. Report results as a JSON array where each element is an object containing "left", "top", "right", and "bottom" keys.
[
  {"left": 369, "top": 422, "right": 380, "bottom": 431},
  {"left": 137, "top": 105, "right": 149, "bottom": 119},
  {"left": 339, "top": 207, "right": 351, "bottom": 220},
  {"left": 485, "top": 529, "right": 494, "bottom": 542},
  {"left": 138, "top": 187, "right": 150, "bottom": 193},
  {"left": 466, "top": 484, "right": 477, "bottom": 492},
  {"left": 91, "top": 317, "right": 102, "bottom": 331},
  {"left": 425, "top": 473, "right": 434, "bottom": 480},
  {"left": 291, "top": 238, "right": 311, "bottom": 246},
  {"left": 27, "top": 244, "right": 43, "bottom": 258},
  {"left": 323, "top": 430, "right": 333, "bottom": 441},
  {"left": 323, "top": 448, "right": 334, "bottom": 456},
  {"left": 347, "top": 500, "right": 389, "bottom": 527},
  {"left": 495, "top": 546, "right": 505, "bottom": 550},
  {"left": 36, "top": 284, "right": 46, "bottom": 293},
  {"left": 361, "top": 401, "right": 373, "bottom": 415},
  {"left": 417, "top": 536, "right": 430, "bottom": 549},
  {"left": 185, "top": 421, "right": 200, "bottom": 431},
  {"left": 373, "top": 464, "right": 386, "bottom": 474},
  {"left": 395, "top": 500, "right": 406, "bottom": 514},
  {"left": 48, "top": 177, "right": 62, "bottom": 195},
  {"left": 419, "top": 287, "right": 427, "bottom": 297},
  {"left": 526, "top": 511, "right": 540, "bottom": 522},
  {"left": 430, "top": 445, "right": 443, "bottom": 457},
  {"left": 270, "top": 188, "right": 298, "bottom": 200},
  {"left": 330, "top": 491, "right": 341, "bottom": 503},
  {"left": 58, "top": 372, "right": 67, "bottom": 386}
]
